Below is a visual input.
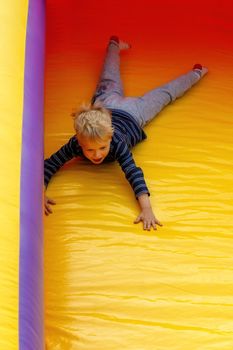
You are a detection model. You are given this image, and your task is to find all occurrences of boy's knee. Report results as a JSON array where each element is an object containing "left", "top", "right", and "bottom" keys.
[{"left": 160, "top": 89, "right": 173, "bottom": 103}]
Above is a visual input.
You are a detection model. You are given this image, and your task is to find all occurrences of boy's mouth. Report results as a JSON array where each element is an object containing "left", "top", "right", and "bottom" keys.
[{"left": 92, "top": 158, "right": 103, "bottom": 163}]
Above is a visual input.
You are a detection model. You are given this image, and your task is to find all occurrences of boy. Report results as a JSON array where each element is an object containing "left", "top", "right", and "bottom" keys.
[{"left": 44, "top": 36, "right": 208, "bottom": 230}]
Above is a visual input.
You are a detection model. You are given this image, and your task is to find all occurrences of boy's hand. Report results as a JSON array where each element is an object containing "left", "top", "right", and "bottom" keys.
[
  {"left": 44, "top": 194, "right": 56, "bottom": 216},
  {"left": 135, "top": 192, "right": 163, "bottom": 231},
  {"left": 134, "top": 207, "right": 162, "bottom": 231}
]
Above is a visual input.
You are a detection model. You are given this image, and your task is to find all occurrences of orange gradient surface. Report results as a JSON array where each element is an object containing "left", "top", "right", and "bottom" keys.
[{"left": 44, "top": 1, "right": 233, "bottom": 349}]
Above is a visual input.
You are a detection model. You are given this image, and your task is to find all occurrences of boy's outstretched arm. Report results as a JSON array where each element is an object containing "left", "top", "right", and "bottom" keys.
[
  {"left": 44, "top": 135, "right": 79, "bottom": 215},
  {"left": 134, "top": 193, "right": 162, "bottom": 231},
  {"left": 116, "top": 145, "right": 162, "bottom": 231}
]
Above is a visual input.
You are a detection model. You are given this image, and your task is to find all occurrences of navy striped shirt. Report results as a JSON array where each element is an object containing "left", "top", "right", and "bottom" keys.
[{"left": 44, "top": 109, "right": 150, "bottom": 198}]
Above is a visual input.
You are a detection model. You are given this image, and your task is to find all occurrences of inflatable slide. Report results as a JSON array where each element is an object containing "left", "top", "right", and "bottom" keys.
[{"left": 1, "top": 0, "right": 232, "bottom": 349}]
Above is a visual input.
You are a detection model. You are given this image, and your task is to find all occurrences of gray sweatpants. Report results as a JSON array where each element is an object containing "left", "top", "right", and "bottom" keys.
[{"left": 92, "top": 42, "right": 202, "bottom": 128}]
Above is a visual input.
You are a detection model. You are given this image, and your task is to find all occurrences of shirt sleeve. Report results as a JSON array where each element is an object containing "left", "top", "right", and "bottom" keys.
[
  {"left": 44, "top": 136, "right": 79, "bottom": 188},
  {"left": 115, "top": 141, "right": 150, "bottom": 198}
]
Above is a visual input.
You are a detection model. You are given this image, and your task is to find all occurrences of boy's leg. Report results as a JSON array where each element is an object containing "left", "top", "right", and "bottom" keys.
[
  {"left": 104, "top": 66, "right": 207, "bottom": 127},
  {"left": 131, "top": 67, "right": 208, "bottom": 127},
  {"left": 92, "top": 37, "right": 129, "bottom": 104}
]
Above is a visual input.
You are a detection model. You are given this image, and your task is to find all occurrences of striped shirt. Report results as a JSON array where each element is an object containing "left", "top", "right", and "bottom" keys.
[{"left": 44, "top": 109, "right": 150, "bottom": 198}]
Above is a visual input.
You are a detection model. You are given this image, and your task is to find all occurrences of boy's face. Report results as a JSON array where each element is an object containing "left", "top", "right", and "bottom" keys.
[{"left": 77, "top": 135, "right": 112, "bottom": 164}]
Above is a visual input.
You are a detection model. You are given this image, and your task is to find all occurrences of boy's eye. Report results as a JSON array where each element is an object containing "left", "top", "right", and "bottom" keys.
[{"left": 100, "top": 147, "right": 106, "bottom": 150}]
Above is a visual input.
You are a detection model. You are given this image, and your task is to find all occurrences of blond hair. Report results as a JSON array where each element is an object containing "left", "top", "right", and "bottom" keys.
[{"left": 72, "top": 104, "right": 113, "bottom": 141}]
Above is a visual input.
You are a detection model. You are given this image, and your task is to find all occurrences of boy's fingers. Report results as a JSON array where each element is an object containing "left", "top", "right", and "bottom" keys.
[
  {"left": 134, "top": 216, "right": 141, "bottom": 224},
  {"left": 135, "top": 217, "right": 162, "bottom": 230},
  {"left": 143, "top": 221, "right": 149, "bottom": 230},
  {"left": 156, "top": 220, "right": 163, "bottom": 227},
  {"left": 44, "top": 197, "right": 56, "bottom": 216},
  {"left": 48, "top": 198, "right": 56, "bottom": 205},
  {"left": 152, "top": 221, "right": 157, "bottom": 230},
  {"left": 45, "top": 204, "right": 53, "bottom": 214}
]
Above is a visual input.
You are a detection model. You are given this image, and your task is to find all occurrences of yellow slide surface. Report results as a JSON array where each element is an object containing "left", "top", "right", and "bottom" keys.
[{"left": 44, "top": 1, "right": 233, "bottom": 349}]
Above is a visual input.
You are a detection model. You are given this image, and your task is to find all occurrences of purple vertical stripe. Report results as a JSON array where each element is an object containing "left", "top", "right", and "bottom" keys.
[{"left": 19, "top": 0, "right": 45, "bottom": 349}]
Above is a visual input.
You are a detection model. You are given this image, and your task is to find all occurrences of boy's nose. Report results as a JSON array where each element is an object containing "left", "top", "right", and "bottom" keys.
[{"left": 94, "top": 150, "right": 101, "bottom": 158}]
